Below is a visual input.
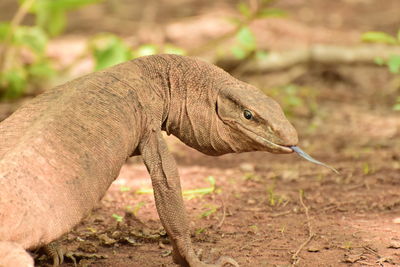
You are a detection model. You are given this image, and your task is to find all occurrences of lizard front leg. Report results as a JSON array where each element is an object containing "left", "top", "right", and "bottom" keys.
[{"left": 139, "top": 129, "right": 238, "bottom": 267}]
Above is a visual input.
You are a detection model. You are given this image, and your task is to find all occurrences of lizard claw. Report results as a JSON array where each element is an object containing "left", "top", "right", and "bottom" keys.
[
  {"left": 189, "top": 256, "right": 239, "bottom": 267},
  {"left": 42, "top": 242, "right": 64, "bottom": 266},
  {"left": 173, "top": 248, "right": 239, "bottom": 267},
  {"left": 215, "top": 256, "right": 239, "bottom": 267}
]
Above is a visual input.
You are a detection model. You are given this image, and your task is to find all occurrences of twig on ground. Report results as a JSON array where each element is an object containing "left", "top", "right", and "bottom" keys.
[
  {"left": 357, "top": 261, "right": 375, "bottom": 266},
  {"left": 216, "top": 198, "right": 226, "bottom": 229},
  {"left": 234, "top": 44, "right": 400, "bottom": 73},
  {"left": 269, "top": 210, "right": 292, "bottom": 218},
  {"left": 239, "top": 237, "right": 266, "bottom": 251},
  {"left": 291, "top": 190, "right": 315, "bottom": 266}
]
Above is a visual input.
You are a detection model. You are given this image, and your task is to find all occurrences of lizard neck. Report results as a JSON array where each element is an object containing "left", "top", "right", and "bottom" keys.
[
  {"left": 108, "top": 54, "right": 239, "bottom": 156},
  {"left": 159, "top": 55, "right": 238, "bottom": 155}
]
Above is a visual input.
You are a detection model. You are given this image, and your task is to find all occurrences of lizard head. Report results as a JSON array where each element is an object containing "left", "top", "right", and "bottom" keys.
[
  {"left": 161, "top": 55, "right": 297, "bottom": 156},
  {"left": 215, "top": 82, "right": 298, "bottom": 154}
]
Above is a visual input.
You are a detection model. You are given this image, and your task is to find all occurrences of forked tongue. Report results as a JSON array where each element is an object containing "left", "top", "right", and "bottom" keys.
[{"left": 290, "top": 146, "right": 339, "bottom": 174}]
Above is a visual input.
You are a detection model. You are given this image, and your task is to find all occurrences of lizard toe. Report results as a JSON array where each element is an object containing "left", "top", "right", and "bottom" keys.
[
  {"left": 214, "top": 256, "right": 239, "bottom": 267},
  {"left": 42, "top": 242, "right": 65, "bottom": 266}
]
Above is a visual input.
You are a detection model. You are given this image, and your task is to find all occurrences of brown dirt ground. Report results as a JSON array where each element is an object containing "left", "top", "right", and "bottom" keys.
[{"left": 1, "top": 0, "right": 399, "bottom": 266}]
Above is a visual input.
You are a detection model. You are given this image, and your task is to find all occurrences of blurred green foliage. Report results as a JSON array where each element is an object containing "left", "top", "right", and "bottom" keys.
[
  {"left": 394, "top": 97, "right": 400, "bottom": 111},
  {"left": 26, "top": 0, "right": 102, "bottom": 36},
  {"left": 362, "top": 29, "right": 400, "bottom": 110},
  {"left": 89, "top": 34, "right": 133, "bottom": 71},
  {"left": 0, "top": 0, "right": 186, "bottom": 100},
  {"left": 267, "top": 84, "right": 318, "bottom": 118},
  {"left": 0, "top": 0, "right": 102, "bottom": 99},
  {"left": 225, "top": 0, "right": 286, "bottom": 60},
  {"left": 0, "top": 22, "right": 53, "bottom": 98},
  {"left": 89, "top": 35, "right": 185, "bottom": 71},
  {"left": 361, "top": 30, "right": 400, "bottom": 74}
]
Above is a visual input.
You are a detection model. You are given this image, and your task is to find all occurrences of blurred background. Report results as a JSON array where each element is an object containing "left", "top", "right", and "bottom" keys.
[{"left": 0, "top": 0, "right": 399, "bottom": 266}]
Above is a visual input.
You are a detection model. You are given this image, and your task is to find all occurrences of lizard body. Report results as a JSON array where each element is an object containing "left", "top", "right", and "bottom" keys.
[{"left": 0, "top": 55, "right": 297, "bottom": 266}]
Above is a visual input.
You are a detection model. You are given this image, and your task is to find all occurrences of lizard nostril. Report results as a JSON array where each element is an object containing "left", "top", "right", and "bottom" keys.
[{"left": 275, "top": 124, "right": 298, "bottom": 146}]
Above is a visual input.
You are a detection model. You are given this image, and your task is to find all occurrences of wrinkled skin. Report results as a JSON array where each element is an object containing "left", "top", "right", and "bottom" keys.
[{"left": 0, "top": 54, "right": 297, "bottom": 267}]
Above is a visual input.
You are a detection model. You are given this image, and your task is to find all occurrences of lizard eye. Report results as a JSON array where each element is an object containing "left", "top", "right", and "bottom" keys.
[{"left": 243, "top": 109, "right": 253, "bottom": 120}]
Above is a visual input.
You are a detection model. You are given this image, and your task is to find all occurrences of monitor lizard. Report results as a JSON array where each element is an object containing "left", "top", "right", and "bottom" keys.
[{"left": 0, "top": 54, "right": 299, "bottom": 266}]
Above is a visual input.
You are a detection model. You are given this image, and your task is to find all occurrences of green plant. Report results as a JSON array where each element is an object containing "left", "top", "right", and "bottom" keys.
[
  {"left": 111, "top": 213, "right": 123, "bottom": 223},
  {"left": 267, "top": 84, "right": 318, "bottom": 118},
  {"left": 126, "top": 202, "right": 145, "bottom": 216},
  {"left": 187, "top": 0, "right": 285, "bottom": 59},
  {"left": 393, "top": 96, "right": 400, "bottom": 111},
  {"left": 266, "top": 185, "right": 285, "bottom": 206},
  {"left": 89, "top": 35, "right": 186, "bottom": 71},
  {"left": 199, "top": 204, "right": 218, "bottom": 218},
  {"left": 362, "top": 30, "right": 400, "bottom": 110},
  {"left": 119, "top": 185, "right": 131, "bottom": 192},
  {"left": 362, "top": 30, "right": 400, "bottom": 46},
  {"left": 227, "top": 0, "right": 286, "bottom": 60},
  {"left": 29, "top": 0, "right": 102, "bottom": 37},
  {"left": 362, "top": 30, "right": 400, "bottom": 74},
  {"left": 249, "top": 224, "right": 259, "bottom": 233},
  {"left": 195, "top": 228, "right": 206, "bottom": 235},
  {"left": 136, "top": 176, "right": 217, "bottom": 200},
  {"left": 0, "top": 0, "right": 102, "bottom": 99}
]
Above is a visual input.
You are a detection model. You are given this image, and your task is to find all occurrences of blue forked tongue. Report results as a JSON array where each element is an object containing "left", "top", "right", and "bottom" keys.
[{"left": 290, "top": 146, "right": 339, "bottom": 174}]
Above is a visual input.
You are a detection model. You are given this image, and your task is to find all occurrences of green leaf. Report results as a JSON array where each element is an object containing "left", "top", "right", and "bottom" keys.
[
  {"left": 374, "top": 57, "right": 385, "bottom": 66},
  {"left": 226, "top": 17, "right": 242, "bottom": 26},
  {"left": 119, "top": 186, "right": 131, "bottom": 192},
  {"left": 48, "top": 8, "right": 66, "bottom": 37},
  {"left": 236, "top": 27, "right": 256, "bottom": 50},
  {"left": 163, "top": 44, "right": 186, "bottom": 55},
  {"left": 231, "top": 46, "right": 247, "bottom": 60},
  {"left": 111, "top": 214, "right": 123, "bottom": 222},
  {"left": 255, "top": 50, "right": 268, "bottom": 60},
  {"left": 257, "top": 8, "right": 287, "bottom": 18},
  {"left": 34, "top": 3, "right": 67, "bottom": 36},
  {"left": 397, "top": 29, "right": 400, "bottom": 42},
  {"left": 50, "top": 0, "right": 102, "bottom": 10},
  {"left": 361, "top": 31, "right": 397, "bottom": 45},
  {"left": 33, "top": 0, "right": 102, "bottom": 36},
  {"left": 393, "top": 103, "right": 400, "bottom": 111},
  {"left": 199, "top": 205, "right": 218, "bottom": 218},
  {"left": 207, "top": 176, "right": 216, "bottom": 186},
  {"left": 237, "top": 2, "right": 251, "bottom": 18},
  {"left": 134, "top": 44, "right": 158, "bottom": 57},
  {"left": 28, "top": 61, "right": 55, "bottom": 78},
  {"left": 261, "top": 0, "right": 274, "bottom": 4},
  {"left": 14, "top": 26, "right": 48, "bottom": 54},
  {"left": 91, "top": 35, "right": 133, "bottom": 70},
  {"left": 195, "top": 228, "right": 206, "bottom": 235},
  {"left": 131, "top": 202, "right": 145, "bottom": 216},
  {"left": 387, "top": 54, "right": 400, "bottom": 73},
  {"left": 0, "top": 22, "right": 11, "bottom": 41},
  {"left": 33, "top": 0, "right": 102, "bottom": 13},
  {"left": 1, "top": 69, "right": 27, "bottom": 99}
]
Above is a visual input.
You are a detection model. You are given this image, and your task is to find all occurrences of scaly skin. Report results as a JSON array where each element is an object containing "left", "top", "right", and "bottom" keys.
[{"left": 0, "top": 54, "right": 297, "bottom": 266}]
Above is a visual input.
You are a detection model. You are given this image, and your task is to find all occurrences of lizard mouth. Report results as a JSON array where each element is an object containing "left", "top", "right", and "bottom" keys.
[
  {"left": 255, "top": 135, "right": 293, "bottom": 153},
  {"left": 229, "top": 122, "right": 294, "bottom": 153},
  {"left": 238, "top": 124, "right": 294, "bottom": 153}
]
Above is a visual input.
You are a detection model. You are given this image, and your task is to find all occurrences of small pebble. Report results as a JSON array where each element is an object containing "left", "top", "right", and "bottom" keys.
[
  {"left": 392, "top": 217, "right": 400, "bottom": 224},
  {"left": 307, "top": 246, "right": 320, "bottom": 252},
  {"left": 240, "top": 163, "right": 255, "bottom": 172},
  {"left": 388, "top": 240, "right": 400, "bottom": 249},
  {"left": 247, "top": 199, "right": 256, "bottom": 204}
]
